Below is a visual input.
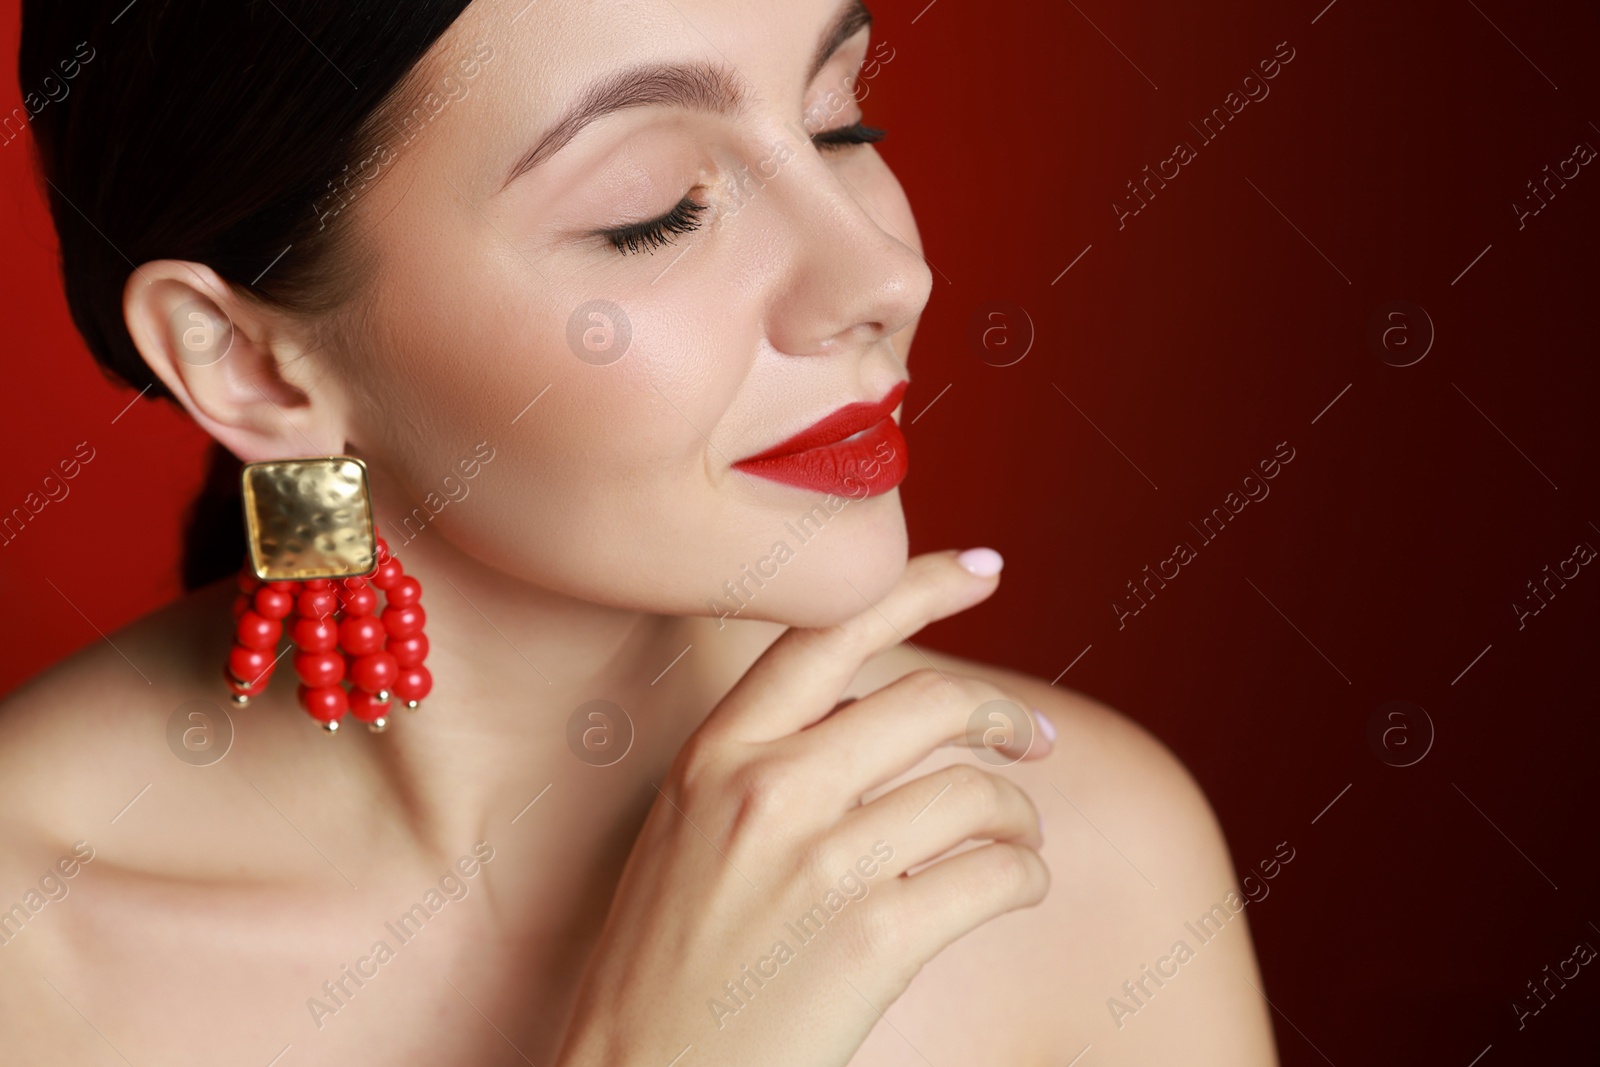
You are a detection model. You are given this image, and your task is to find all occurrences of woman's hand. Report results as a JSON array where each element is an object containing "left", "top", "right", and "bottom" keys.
[{"left": 554, "top": 549, "right": 1052, "bottom": 1067}]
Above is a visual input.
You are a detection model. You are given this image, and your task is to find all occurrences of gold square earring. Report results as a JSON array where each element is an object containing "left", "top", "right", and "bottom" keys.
[{"left": 222, "top": 456, "right": 431, "bottom": 733}]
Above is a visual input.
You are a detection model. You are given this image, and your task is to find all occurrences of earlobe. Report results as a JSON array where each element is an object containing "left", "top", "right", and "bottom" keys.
[{"left": 122, "top": 260, "right": 347, "bottom": 459}]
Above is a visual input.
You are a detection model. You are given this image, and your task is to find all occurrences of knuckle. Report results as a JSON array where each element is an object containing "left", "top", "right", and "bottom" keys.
[
  {"left": 905, "top": 670, "right": 1012, "bottom": 725},
  {"left": 898, "top": 667, "right": 948, "bottom": 701},
  {"left": 795, "top": 835, "right": 847, "bottom": 884},
  {"left": 794, "top": 614, "right": 869, "bottom": 658},
  {"left": 1030, "top": 849, "right": 1053, "bottom": 901},
  {"left": 1019, "top": 790, "right": 1043, "bottom": 835},
  {"left": 850, "top": 896, "right": 909, "bottom": 963},
  {"left": 943, "top": 762, "right": 1000, "bottom": 816},
  {"left": 989, "top": 842, "right": 1034, "bottom": 891},
  {"left": 990, "top": 843, "right": 1048, "bottom": 903},
  {"left": 726, "top": 754, "right": 803, "bottom": 825},
  {"left": 669, "top": 731, "right": 724, "bottom": 798},
  {"left": 784, "top": 625, "right": 838, "bottom": 657}
]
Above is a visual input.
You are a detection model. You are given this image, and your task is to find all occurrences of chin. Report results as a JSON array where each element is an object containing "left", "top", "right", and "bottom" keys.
[{"left": 703, "top": 493, "right": 909, "bottom": 630}]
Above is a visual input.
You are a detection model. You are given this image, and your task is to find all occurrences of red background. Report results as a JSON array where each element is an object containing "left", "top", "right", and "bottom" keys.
[{"left": 3, "top": 0, "right": 1597, "bottom": 1062}]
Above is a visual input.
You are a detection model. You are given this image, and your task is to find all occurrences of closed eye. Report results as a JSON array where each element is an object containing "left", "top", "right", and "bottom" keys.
[
  {"left": 600, "top": 197, "right": 710, "bottom": 255},
  {"left": 811, "top": 121, "right": 886, "bottom": 151},
  {"left": 597, "top": 121, "right": 888, "bottom": 256}
]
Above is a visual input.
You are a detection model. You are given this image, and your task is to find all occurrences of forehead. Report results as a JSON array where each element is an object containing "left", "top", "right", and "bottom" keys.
[{"left": 421, "top": 0, "right": 857, "bottom": 108}]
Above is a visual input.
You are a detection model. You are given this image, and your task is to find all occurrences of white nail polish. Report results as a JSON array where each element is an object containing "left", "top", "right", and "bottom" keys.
[
  {"left": 1032, "top": 709, "right": 1056, "bottom": 743},
  {"left": 957, "top": 547, "right": 1003, "bottom": 577}
]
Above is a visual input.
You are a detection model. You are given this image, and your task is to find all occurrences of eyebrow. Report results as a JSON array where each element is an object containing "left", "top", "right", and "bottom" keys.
[
  {"left": 808, "top": 0, "right": 873, "bottom": 85},
  {"left": 499, "top": 0, "right": 874, "bottom": 191}
]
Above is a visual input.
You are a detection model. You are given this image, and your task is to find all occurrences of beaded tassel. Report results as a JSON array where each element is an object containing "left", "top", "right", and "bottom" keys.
[
  {"left": 223, "top": 573, "right": 292, "bottom": 705},
  {"left": 224, "top": 535, "right": 431, "bottom": 733},
  {"left": 370, "top": 538, "right": 432, "bottom": 713}
]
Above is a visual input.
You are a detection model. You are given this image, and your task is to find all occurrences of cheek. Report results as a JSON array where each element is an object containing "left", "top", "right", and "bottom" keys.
[
  {"left": 354, "top": 242, "right": 760, "bottom": 592},
  {"left": 380, "top": 295, "right": 714, "bottom": 469}
]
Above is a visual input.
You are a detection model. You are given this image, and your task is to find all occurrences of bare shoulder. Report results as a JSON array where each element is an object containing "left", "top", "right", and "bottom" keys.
[
  {"left": 0, "top": 580, "right": 350, "bottom": 880},
  {"left": 847, "top": 643, "right": 1280, "bottom": 1067},
  {"left": 0, "top": 582, "right": 233, "bottom": 846},
  {"left": 0, "top": 579, "right": 341, "bottom": 923},
  {"left": 0, "top": 584, "right": 213, "bottom": 1045},
  {"left": 0, "top": 582, "right": 359, "bottom": 1057}
]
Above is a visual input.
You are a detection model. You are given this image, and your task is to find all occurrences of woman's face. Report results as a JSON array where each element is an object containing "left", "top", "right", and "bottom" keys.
[{"left": 336, "top": 0, "right": 931, "bottom": 626}]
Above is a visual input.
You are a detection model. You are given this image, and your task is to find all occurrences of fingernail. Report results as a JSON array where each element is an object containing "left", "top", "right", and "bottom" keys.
[
  {"left": 1031, "top": 708, "right": 1056, "bottom": 743},
  {"left": 957, "top": 547, "right": 1004, "bottom": 577}
]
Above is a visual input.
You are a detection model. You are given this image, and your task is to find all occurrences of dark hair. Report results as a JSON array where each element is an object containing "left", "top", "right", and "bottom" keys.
[{"left": 18, "top": 0, "right": 475, "bottom": 588}]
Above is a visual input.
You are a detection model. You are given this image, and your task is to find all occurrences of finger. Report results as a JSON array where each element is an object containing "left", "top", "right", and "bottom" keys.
[
  {"left": 798, "top": 670, "right": 1050, "bottom": 800},
  {"left": 885, "top": 841, "right": 1050, "bottom": 961},
  {"left": 708, "top": 548, "right": 1005, "bottom": 742},
  {"left": 841, "top": 763, "right": 1044, "bottom": 874}
]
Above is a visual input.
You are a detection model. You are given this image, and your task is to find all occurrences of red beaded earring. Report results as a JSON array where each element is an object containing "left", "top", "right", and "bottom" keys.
[{"left": 220, "top": 457, "right": 432, "bottom": 733}]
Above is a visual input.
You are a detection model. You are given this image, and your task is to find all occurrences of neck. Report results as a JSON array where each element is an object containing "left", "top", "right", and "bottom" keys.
[{"left": 350, "top": 520, "right": 783, "bottom": 859}]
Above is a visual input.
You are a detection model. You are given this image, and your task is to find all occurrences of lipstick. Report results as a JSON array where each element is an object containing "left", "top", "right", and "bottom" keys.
[{"left": 732, "top": 381, "right": 910, "bottom": 497}]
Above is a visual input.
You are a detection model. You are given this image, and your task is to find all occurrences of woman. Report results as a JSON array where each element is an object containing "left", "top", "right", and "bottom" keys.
[{"left": 2, "top": 0, "right": 1279, "bottom": 1062}]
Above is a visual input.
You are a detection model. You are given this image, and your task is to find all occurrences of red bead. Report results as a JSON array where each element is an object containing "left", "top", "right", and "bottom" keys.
[
  {"left": 298, "top": 684, "right": 348, "bottom": 723},
  {"left": 348, "top": 687, "right": 391, "bottom": 723},
  {"left": 387, "top": 633, "right": 429, "bottom": 668},
  {"left": 228, "top": 645, "right": 274, "bottom": 685},
  {"left": 342, "top": 576, "right": 368, "bottom": 591},
  {"left": 393, "top": 666, "right": 432, "bottom": 703},
  {"left": 349, "top": 651, "right": 397, "bottom": 693},
  {"left": 296, "top": 588, "right": 339, "bottom": 620},
  {"left": 231, "top": 593, "right": 251, "bottom": 620},
  {"left": 370, "top": 556, "right": 404, "bottom": 590},
  {"left": 237, "top": 572, "right": 261, "bottom": 594},
  {"left": 381, "top": 603, "right": 426, "bottom": 638},
  {"left": 291, "top": 615, "right": 339, "bottom": 652},
  {"left": 223, "top": 662, "right": 271, "bottom": 696},
  {"left": 339, "top": 584, "right": 378, "bottom": 617},
  {"left": 235, "top": 611, "right": 282, "bottom": 651},
  {"left": 385, "top": 576, "right": 422, "bottom": 609},
  {"left": 339, "top": 615, "right": 386, "bottom": 656},
  {"left": 374, "top": 535, "right": 390, "bottom": 560},
  {"left": 303, "top": 579, "right": 332, "bottom": 591},
  {"left": 253, "top": 585, "right": 295, "bottom": 620},
  {"left": 293, "top": 649, "right": 345, "bottom": 688},
  {"left": 266, "top": 580, "right": 298, "bottom": 593}
]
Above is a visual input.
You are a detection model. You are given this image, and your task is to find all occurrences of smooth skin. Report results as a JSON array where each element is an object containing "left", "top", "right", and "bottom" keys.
[{"left": 0, "top": 0, "right": 1280, "bottom": 1062}]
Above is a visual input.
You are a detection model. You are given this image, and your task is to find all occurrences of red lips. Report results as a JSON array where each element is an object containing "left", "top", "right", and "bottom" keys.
[{"left": 732, "top": 381, "right": 910, "bottom": 498}]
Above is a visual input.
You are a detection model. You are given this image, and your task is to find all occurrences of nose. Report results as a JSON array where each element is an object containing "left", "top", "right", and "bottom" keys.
[{"left": 759, "top": 144, "right": 934, "bottom": 359}]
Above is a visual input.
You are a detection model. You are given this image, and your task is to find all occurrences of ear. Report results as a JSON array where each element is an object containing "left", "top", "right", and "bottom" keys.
[{"left": 122, "top": 260, "right": 354, "bottom": 460}]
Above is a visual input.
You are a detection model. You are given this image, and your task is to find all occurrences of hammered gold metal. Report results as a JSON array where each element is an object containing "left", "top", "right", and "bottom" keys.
[{"left": 241, "top": 457, "right": 376, "bottom": 581}]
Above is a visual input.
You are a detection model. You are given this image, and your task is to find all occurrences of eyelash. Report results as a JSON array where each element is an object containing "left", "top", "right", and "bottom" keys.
[
  {"left": 600, "top": 121, "right": 888, "bottom": 256},
  {"left": 603, "top": 198, "right": 711, "bottom": 256},
  {"left": 812, "top": 120, "right": 887, "bottom": 151}
]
